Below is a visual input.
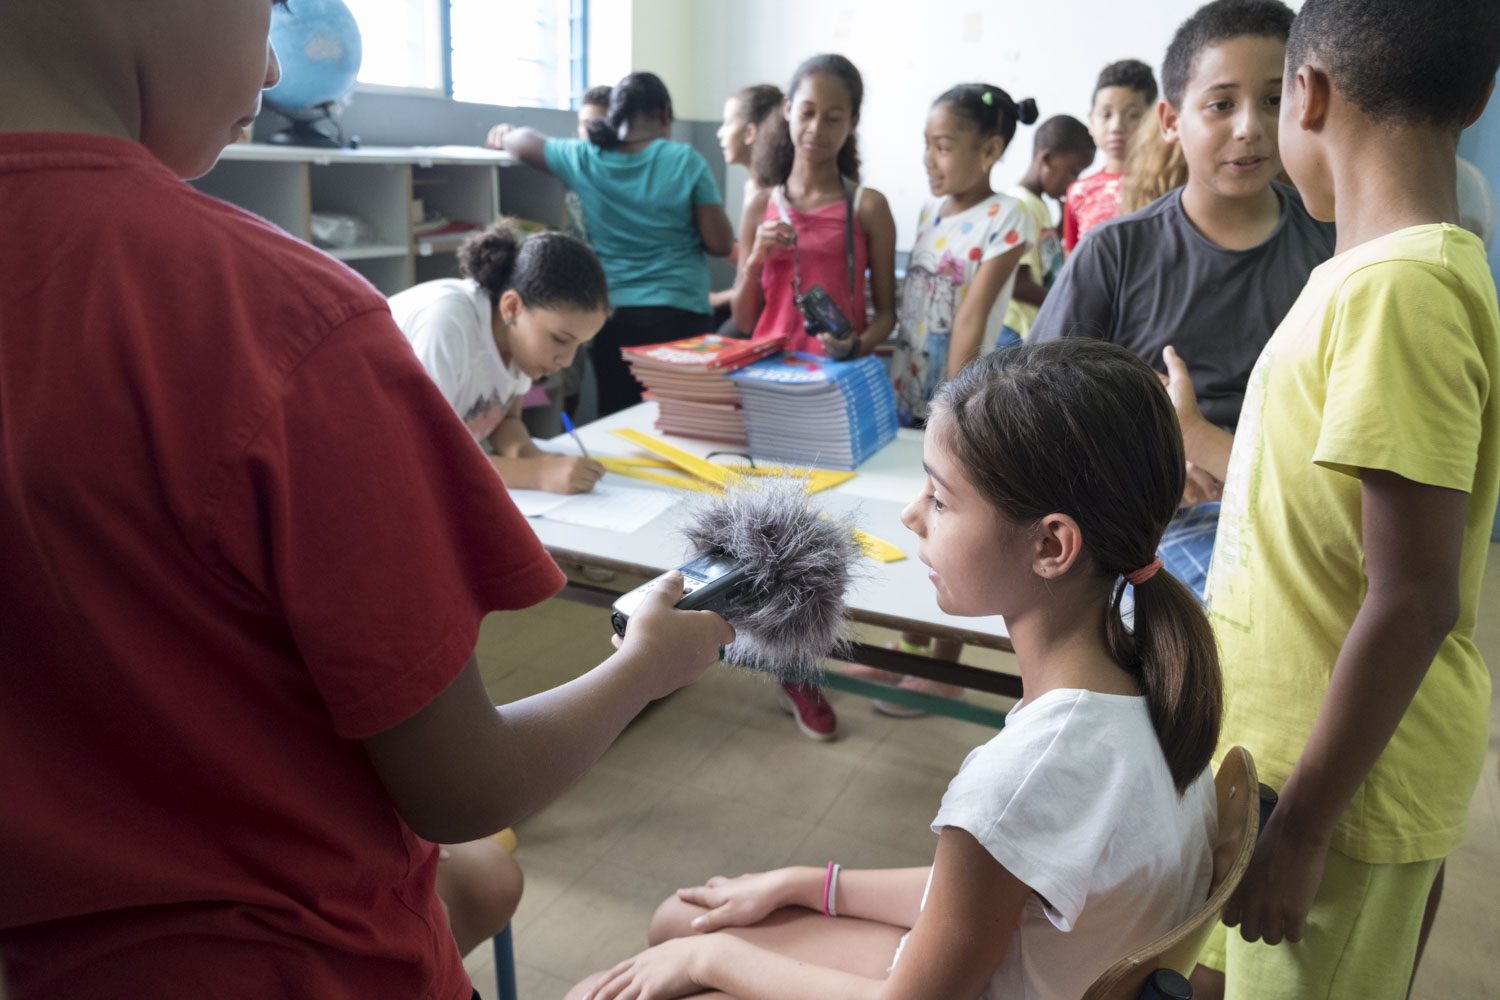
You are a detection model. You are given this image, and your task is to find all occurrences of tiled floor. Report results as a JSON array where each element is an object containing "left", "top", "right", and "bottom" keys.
[{"left": 462, "top": 549, "right": 1500, "bottom": 1000}]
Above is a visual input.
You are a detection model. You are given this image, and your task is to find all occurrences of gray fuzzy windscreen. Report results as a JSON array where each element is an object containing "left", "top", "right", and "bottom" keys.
[{"left": 681, "top": 477, "right": 862, "bottom": 683}]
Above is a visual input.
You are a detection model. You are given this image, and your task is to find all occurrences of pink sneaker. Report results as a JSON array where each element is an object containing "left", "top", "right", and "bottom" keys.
[{"left": 776, "top": 681, "right": 838, "bottom": 741}]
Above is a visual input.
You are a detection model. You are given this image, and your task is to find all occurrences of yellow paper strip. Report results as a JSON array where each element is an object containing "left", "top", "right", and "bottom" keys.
[
  {"left": 611, "top": 429, "right": 738, "bottom": 486},
  {"left": 599, "top": 459, "right": 721, "bottom": 493},
  {"left": 853, "top": 528, "right": 907, "bottom": 563}
]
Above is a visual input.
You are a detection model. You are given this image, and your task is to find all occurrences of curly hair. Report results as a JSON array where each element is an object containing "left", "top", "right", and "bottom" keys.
[
  {"left": 1288, "top": 0, "right": 1500, "bottom": 128},
  {"left": 1095, "top": 59, "right": 1159, "bottom": 104},
  {"left": 457, "top": 220, "right": 609, "bottom": 313}
]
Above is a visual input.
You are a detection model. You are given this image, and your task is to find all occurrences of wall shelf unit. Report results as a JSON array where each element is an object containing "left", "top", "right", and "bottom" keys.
[{"left": 191, "top": 144, "right": 516, "bottom": 295}]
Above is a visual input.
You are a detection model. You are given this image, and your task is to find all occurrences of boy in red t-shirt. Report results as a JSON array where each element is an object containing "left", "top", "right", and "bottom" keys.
[
  {"left": 0, "top": 3, "right": 733, "bottom": 999},
  {"left": 1063, "top": 58, "right": 1159, "bottom": 251}
]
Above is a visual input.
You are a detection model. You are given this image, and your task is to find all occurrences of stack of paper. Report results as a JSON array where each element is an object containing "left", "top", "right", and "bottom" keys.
[
  {"left": 623, "top": 333, "right": 786, "bottom": 443},
  {"left": 727, "top": 352, "right": 898, "bottom": 470}
]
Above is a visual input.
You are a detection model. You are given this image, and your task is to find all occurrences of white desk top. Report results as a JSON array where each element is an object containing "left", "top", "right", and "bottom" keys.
[
  {"left": 219, "top": 143, "right": 515, "bottom": 168},
  {"left": 530, "top": 403, "right": 1013, "bottom": 651}
]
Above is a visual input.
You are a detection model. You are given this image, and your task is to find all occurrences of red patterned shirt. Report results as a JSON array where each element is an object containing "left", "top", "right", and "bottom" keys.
[{"left": 1063, "top": 171, "right": 1123, "bottom": 251}]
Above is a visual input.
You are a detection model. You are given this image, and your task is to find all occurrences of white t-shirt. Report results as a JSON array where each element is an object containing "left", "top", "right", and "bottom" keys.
[
  {"left": 387, "top": 278, "right": 531, "bottom": 449},
  {"left": 893, "top": 688, "right": 1216, "bottom": 1000},
  {"left": 890, "top": 193, "right": 1032, "bottom": 423}
]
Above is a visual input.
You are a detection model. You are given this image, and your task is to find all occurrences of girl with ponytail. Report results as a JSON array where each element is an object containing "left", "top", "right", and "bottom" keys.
[
  {"left": 485, "top": 73, "right": 736, "bottom": 416},
  {"left": 388, "top": 219, "right": 610, "bottom": 493},
  {"left": 734, "top": 54, "right": 898, "bottom": 360},
  {"left": 564, "top": 340, "right": 1223, "bottom": 1000}
]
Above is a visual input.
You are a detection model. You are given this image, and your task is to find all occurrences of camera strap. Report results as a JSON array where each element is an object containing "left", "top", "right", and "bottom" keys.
[{"left": 775, "top": 180, "right": 858, "bottom": 318}]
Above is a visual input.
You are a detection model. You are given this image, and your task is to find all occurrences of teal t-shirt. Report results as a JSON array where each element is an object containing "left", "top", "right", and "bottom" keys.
[{"left": 544, "top": 137, "right": 720, "bottom": 314}]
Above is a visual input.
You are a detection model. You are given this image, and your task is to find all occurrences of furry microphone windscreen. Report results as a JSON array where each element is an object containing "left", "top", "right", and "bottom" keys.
[{"left": 681, "top": 476, "right": 861, "bottom": 682}]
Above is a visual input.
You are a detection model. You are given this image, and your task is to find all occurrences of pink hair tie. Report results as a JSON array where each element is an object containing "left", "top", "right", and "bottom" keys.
[{"left": 1126, "top": 556, "right": 1164, "bottom": 586}]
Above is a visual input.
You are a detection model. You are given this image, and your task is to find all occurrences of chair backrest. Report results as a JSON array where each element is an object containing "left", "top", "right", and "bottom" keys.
[{"left": 1080, "top": 746, "right": 1259, "bottom": 1000}]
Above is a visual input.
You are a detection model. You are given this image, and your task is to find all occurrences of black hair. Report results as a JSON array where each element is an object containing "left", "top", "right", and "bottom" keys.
[
  {"left": 762, "top": 53, "right": 864, "bottom": 186},
  {"left": 1033, "top": 114, "right": 1096, "bottom": 159},
  {"left": 932, "top": 341, "right": 1223, "bottom": 794},
  {"left": 580, "top": 84, "right": 613, "bottom": 110},
  {"left": 1288, "top": 0, "right": 1500, "bottom": 128},
  {"left": 1095, "top": 59, "right": 1159, "bottom": 104},
  {"left": 585, "top": 72, "right": 672, "bottom": 150},
  {"left": 457, "top": 220, "right": 609, "bottom": 313},
  {"left": 1162, "top": 0, "right": 1293, "bottom": 107},
  {"left": 933, "top": 83, "right": 1039, "bottom": 149},
  {"left": 734, "top": 83, "right": 784, "bottom": 127}
]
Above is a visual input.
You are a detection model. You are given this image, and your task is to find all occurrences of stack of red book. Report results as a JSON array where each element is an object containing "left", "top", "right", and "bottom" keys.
[{"left": 622, "top": 333, "right": 786, "bottom": 443}]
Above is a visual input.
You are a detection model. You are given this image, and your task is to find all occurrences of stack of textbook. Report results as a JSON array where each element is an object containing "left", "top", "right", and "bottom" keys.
[
  {"left": 622, "top": 333, "right": 785, "bottom": 443},
  {"left": 727, "top": 352, "right": 898, "bottom": 470}
]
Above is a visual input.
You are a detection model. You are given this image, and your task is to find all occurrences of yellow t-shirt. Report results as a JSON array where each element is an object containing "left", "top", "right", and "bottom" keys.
[
  {"left": 1207, "top": 223, "right": 1499, "bottom": 864},
  {"left": 1003, "top": 186, "right": 1063, "bottom": 339}
]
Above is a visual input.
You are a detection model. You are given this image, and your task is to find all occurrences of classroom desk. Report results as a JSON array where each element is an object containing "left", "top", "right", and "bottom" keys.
[{"left": 528, "top": 403, "right": 1021, "bottom": 723}]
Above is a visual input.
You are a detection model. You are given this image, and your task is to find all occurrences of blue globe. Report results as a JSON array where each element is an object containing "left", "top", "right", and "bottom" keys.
[{"left": 265, "top": 0, "right": 363, "bottom": 113}]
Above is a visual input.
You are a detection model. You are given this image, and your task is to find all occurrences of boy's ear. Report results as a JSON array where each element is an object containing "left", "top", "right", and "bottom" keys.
[
  {"left": 1292, "top": 63, "right": 1330, "bottom": 132},
  {"left": 1158, "top": 99, "right": 1181, "bottom": 145},
  {"left": 1463, "top": 75, "right": 1496, "bottom": 129},
  {"left": 1032, "top": 513, "right": 1085, "bottom": 579}
]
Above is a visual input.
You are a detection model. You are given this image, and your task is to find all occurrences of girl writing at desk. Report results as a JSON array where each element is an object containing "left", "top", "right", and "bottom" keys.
[{"left": 389, "top": 221, "right": 609, "bottom": 494}]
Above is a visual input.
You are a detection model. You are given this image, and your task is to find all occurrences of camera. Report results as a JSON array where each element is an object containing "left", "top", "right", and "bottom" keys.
[
  {"left": 795, "top": 283, "right": 855, "bottom": 341},
  {"left": 611, "top": 554, "right": 754, "bottom": 637}
]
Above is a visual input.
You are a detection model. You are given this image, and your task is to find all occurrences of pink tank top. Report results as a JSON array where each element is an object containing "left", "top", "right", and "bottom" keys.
[{"left": 752, "top": 184, "right": 868, "bottom": 355}]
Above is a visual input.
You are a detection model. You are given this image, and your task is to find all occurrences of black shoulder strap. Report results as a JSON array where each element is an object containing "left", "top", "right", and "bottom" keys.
[{"left": 843, "top": 177, "right": 856, "bottom": 317}]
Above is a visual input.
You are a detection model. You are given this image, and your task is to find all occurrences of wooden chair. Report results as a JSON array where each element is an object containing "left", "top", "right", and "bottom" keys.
[{"left": 1081, "top": 746, "right": 1259, "bottom": 1000}]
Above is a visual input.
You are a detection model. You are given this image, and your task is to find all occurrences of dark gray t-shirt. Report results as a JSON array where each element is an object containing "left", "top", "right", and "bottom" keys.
[{"left": 1029, "top": 183, "right": 1335, "bottom": 429}]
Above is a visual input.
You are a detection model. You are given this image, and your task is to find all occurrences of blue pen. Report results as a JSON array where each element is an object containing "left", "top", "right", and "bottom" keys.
[{"left": 561, "top": 411, "right": 592, "bottom": 460}]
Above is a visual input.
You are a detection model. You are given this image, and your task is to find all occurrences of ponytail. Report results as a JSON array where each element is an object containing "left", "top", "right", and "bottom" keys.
[
  {"left": 932, "top": 341, "right": 1222, "bottom": 794},
  {"left": 934, "top": 83, "right": 1039, "bottom": 148},
  {"left": 1105, "top": 572, "right": 1222, "bottom": 793},
  {"left": 458, "top": 219, "right": 609, "bottom": 313},
  {"left": 763, "top": 53, "right": 864, "bottom": 187},
  {"left": 586, "top": 71, "right": 672, "bottom": 150}
]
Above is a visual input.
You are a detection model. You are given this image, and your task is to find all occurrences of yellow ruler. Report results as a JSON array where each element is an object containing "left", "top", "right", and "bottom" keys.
[{"left": 600, "top": 430, "right": 906, "bottom": 562}]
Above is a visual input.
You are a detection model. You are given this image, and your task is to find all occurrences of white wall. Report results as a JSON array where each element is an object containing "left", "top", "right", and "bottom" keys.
[{"left": 636, "top": 0, "right": 1286, "bottom": 249}]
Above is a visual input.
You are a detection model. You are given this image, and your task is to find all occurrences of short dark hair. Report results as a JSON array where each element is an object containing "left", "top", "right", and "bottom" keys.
[
  {"left": 458, "top": 220, "right": 609, "bottom": 313},
  {"left": 933, "top": 83, "right": 1039, "bottom": 148},
  {"left": 1162, "top": 0, "right": 1294, "bottom": 107},
  {"left": 580, "top": 85, "right": 613, "bottom": 110},
  {"left": 1095, "top": 59, "right": 1159, "bottom": 105},
  {"left": 1288, "top": 0, "right": 1500, "bottom": 128},
  {"left": 1033, "top": 114, "right": 1096, "bottom": 159}
]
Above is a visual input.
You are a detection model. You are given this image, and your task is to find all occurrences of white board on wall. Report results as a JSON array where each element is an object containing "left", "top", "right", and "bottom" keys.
[{"left": 681, "top": 0, "right": 1299, "bottom": 249}]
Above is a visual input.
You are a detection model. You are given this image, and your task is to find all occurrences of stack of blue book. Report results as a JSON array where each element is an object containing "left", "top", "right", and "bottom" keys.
[{"left": 727, "top": 352, "right": 898, "bottom": 470}]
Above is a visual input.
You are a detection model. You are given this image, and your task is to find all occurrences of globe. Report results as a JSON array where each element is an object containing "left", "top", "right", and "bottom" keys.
[{"left": 263, "top": 0, "right": 363, "bottom": 142}]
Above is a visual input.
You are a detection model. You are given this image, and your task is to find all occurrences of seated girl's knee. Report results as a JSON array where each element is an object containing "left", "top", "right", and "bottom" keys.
[{"left": 647, "top": 893, "right": 706, "bottom": 946}]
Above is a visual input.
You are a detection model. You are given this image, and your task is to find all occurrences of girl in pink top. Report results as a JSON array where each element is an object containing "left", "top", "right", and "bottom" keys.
[{"left": 734, "top": 54, "right": 897, "bottom": 361}]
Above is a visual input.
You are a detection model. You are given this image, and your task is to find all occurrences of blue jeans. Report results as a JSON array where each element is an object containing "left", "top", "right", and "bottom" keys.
[
  {"left": 1157, "top": 502, "right": 1220, "bottom": 602},
  {"left": 997, "top": 325, "right": 1023, "bottom": 349}
]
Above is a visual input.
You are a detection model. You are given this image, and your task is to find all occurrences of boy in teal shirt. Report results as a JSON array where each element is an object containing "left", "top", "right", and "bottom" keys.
[{"left": 1168, "top": 1, "right": 1500, "bottom": 996}]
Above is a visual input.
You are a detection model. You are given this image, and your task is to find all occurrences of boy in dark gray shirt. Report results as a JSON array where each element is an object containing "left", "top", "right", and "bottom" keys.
[{"left": 1031, "top": 0, "right": 1335, "bottom": 597}]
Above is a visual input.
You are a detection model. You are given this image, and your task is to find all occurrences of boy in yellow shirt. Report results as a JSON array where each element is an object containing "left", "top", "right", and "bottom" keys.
[{"left": 1166, "top": 0, "right": 1500, "bottom": 996}]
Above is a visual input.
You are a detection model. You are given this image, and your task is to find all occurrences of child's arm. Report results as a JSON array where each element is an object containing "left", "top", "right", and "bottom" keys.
[
  {"left": 363, "top": 574, "right": 736, "bottom": 844},
  {"left": 484, "top": 124, "right": 551, "bottom": 173},
  {"left": 1161, "top": 346, "right": 1234, "bottom": 481},
  {"left": 732, "top": 188, "right": 782, "bottom": 335},
  {"left": 850, "top": 188, "right": 898, "bottom": 358},
  {"left": 945, "top": 245, "right": 1027, "bottom": 377},
  {"left": 675, "top": 866, "right": 933, "bottom": 934},
  {"left": 695, "top": 203, "right": 736, "bottom": 258},
  {"left": 584, "top": 828, "right": 1025, "bottom": 1000},
  {"left": 1010, "top": 264, "right": 1047, "bottom": 308},
  {"left": 485, "top": 398, "right": 604, "bottom": 494},
  {"left": 1225, "top": 470, "right": 1466, "bottom": 946}
]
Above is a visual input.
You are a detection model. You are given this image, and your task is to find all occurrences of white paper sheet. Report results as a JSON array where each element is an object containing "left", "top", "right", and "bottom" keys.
[{"left": 509, "top": 481, "right": 678, "bottom": 533}]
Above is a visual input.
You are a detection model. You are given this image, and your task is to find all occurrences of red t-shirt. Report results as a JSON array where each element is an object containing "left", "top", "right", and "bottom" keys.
[
  {"left": 0, "top": 134, "right": 565, "bottom": 999},
  {"left": 1062, "top": 171, "right": 1123, "bottom": 251}
]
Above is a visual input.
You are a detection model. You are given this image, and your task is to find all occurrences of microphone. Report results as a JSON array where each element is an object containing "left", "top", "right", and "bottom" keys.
[{"left": 611, "top": 476, "right": 861, "bottom": 682}]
